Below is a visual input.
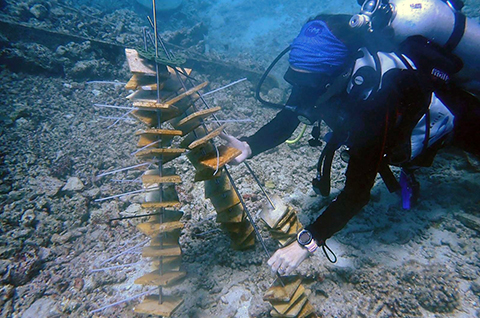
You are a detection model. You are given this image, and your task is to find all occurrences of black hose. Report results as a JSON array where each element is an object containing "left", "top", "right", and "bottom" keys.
[{"left": 255, "top": 46, "right": 291, "bottom": 108}]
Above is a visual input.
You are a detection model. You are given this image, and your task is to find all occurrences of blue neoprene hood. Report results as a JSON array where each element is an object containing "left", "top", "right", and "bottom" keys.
[{"left": 289, "top": 20, "right": 349, "bottom": 74}]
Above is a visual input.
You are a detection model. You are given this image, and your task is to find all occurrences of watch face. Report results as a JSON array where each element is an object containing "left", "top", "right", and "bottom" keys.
[{"left": 298, "top": 230, "right": 312, "bottom": 245}]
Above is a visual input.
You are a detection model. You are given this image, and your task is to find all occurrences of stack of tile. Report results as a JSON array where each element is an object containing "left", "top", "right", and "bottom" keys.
[
  {"left": 176, "top": 107, "right": 256, "bottom": 250},
  {"left": 124, "top": 48, "right": 189, "bottom": 317},
  {"left": 123, "top": 47, "right": 256, "bottom": 315},
  {"left": 260, "top": 198, "right": 316, "bottom": 318}
]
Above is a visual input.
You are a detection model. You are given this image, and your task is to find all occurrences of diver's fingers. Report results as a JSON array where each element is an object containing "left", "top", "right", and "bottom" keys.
[
  {"left": 284, "top": 264, "right": 294, "bottom": 276},
  {"left": 219, "top": 133, "right": 251, "bottom": 165},
  {"left": 267, "top": 251, "right": 281, "bottom": 272},
  {"left": 219, "top": 132, "right": 236, "bottom": 143},
  {"left": 269, "top": 241, "right": 310, "bottom": 275}
]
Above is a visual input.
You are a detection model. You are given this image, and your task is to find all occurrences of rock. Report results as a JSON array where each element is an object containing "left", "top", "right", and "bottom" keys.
[
  {"left": 0, "top": 284, "right": 15, "bottom": 307},
  {"left": 21, "top": 209, "right": 36, "bottom": 227},
  {"left": 471, "top": 280, "right": 480, "bottom": 295},
  {"left": 9, "top": 248, "right": 44, "bottom": 286},
  {"left": 68, "top": 60, "right": 98, "bottom": 79},
  {"left": 29, "top": 4, "right": 48, "bottom": 20},
  {"left": 73, "top": 277, "right": 84, "bottom": 291},
  {"left": 465, "top": 152, "right": 480, "bottom": 171},
  {"left": 120, "top": 203, "right": 142, "bottom": 217},
  {"left": 0, "top": 260, "right": 12, "bottom": 284},
  {"left": 62, "top": 177, "right": 84, "bottom": 192},
  {"left": 83, "top": 187, "right": 100, "bottom": 199},
  {"left": 32, "top": 176, "right": 64, "bottom": 197},
  {"left": 0, "top": 246, "right": 17, "bottom": 259},
  {"left": 455, "top": 212, "right": 480, "bottom": 232},
  {"left": 21, "top": 297, "right": 59, "bottom": 318},
  {"left": 51, "top": 232, "right": 72, "bottom": 245}
]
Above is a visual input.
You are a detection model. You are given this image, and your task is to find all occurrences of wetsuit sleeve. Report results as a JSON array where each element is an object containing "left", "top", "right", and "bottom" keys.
[
  {"left": 305, "top": 123, "right": 386, "bottom": 243},
  {"left": 305, "top": 85, "right": 393, "bottom": 243},
  {"left": 243, "top": 91, "right": 301, "bottom": 156}
]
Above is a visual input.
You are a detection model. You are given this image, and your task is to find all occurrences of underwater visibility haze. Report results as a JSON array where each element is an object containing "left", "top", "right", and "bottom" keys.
[{"left": 1, "top": 0, "right": 480, "bottom": 317}]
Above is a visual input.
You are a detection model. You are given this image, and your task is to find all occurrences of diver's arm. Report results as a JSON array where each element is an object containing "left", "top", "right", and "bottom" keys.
[
  {"left": 221, "top": 89, "right": 302, "bottom": 164},
  {"left": 305, "top": 105, "right": 388, "bottom": 244},
  {"left": 242, "top": 87, "right": 306, "bottom": 156},
  {"left": 243, "top": 107, "right": 301, "bottom": 156},
  {"left": 220, "top": 108, "right": 300, "bottom": 164}
]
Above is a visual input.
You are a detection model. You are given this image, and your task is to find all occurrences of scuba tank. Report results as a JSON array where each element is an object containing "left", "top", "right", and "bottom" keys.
[{"left": 350, "top": 0, "right": 480, "bottom": 90}]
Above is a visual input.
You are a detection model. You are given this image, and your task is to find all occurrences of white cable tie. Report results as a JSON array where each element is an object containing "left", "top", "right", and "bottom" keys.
[
  {"left": 89, "top": 287, "right": 156, "bottom": 314},
  {"left": 94, "top": 186, "right": 159, "bottom": 202},
  {"left": 96, "top": 162, "right": 150, "bottom": 178},
  {"left": 86, "top": 81, "right": 127, "bottom": 85},
  {"left": 130, "top": 140, "right": 161, "bottom": 156},
  {"left": 93, "top": 104, "right": 136, "bottom": 110},
  {"left": 202, "top": 77, "right": 247, "bottom": 96}
]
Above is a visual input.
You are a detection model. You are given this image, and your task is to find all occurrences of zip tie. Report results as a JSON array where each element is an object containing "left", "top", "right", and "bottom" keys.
[
  {"left": 94, "top": 186, "right": 160, "bottom": 202},
  {"left": 98, "top": 116, "right": 136, "bottom": 123},
  {"left": 93, "top": 103, "right": 136, "bottom": 110},
  {"left": 203, "top": 119, "right": 254, "bottom": 124},
  {"left": 99, "top": 239, "right": 149, "bottom": 266},
  {"left": 86, "top": 81, "right": 127, "bottom": 85},
  {"left": 202, "top": 77, "right": 247, "bottom": 96},
  {"left": 131, "top": 139, "right": 161, "bottom": 156},
  {"left": 107, "top": 109, "right": 135, "bottom": 129},
  {"left": 89, "top": 261, "right": 143, "bottom": 273},
  {"left": 89, "top": 287, "right": 156, "bottom": 314},
  {"left": 285, "top": 124, "right": 307, "bottom": 144},
  {"left": 96, "top": 162, "right": 151, "bottom": 178},
  {"left": 111, "top": 178, "right": 143, "bottom": 184}
]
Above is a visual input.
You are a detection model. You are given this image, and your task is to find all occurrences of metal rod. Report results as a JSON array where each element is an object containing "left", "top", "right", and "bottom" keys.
[
  {"left": 244, "top": 162, "right": 276, "bottom": 209},
  {"left": 224, "top": 167, "right": 285, "bottom": 286},
  {"left": 107, "top": 109, "right": 135, "bottom": 129},
  {"left": 109, "top": 212, "right": 163, "bottom": 222},
  {"left": 86, "top": 81, "right": 126, "bottom": 85},
  {"left": 90, "top": 261, "right": 143, "bottom": 273},
  {"left": 151, "top": 0, "right": 164, "bottom": 305},
  {"left": 224, "top": 167, "right": 270, "bottom": 257},
  {"left": 98, "top": 116, "right": 135, "bottom": 123},
  {"left": 203, "top": 119, "right": 254, "bottom": 124},
  {"left": 142, "top": 27, "right": 148, "bottom": 51}
]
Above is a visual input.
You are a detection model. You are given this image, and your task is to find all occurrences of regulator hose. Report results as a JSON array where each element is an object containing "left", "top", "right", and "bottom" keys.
[
  {"left": 255, "top": 46, "right": 291, "bottom": 109},
  {"left": 285, "top": 124, "right": 307, "bottom": 144}
]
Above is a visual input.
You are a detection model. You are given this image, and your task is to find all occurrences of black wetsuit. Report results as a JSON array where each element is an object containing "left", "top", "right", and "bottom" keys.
[{"left": 244, "top": 57, "right": 480, "bottom": 244}]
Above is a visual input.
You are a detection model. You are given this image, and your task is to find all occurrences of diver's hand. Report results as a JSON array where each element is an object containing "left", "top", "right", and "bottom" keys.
[
  {"left": 267, "top": 241, "right": 310, "bottom": 276},
  {"left": 219, "top": 133, "right": 252, "bottom": 165}
]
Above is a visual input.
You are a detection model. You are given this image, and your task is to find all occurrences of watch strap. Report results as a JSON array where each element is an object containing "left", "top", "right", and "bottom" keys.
[{"left": 305, "top": 239, "right": 318, "bottom": 253}]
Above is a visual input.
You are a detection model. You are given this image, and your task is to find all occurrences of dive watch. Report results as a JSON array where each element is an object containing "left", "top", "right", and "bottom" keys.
[{"left": 297, "top": 229, "right": 318, "bottom": 253}]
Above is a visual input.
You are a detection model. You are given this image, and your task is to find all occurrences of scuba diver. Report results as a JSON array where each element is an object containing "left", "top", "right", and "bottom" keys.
[{"left": 221, "top": 7, "right": 480, "bottom": 276}]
